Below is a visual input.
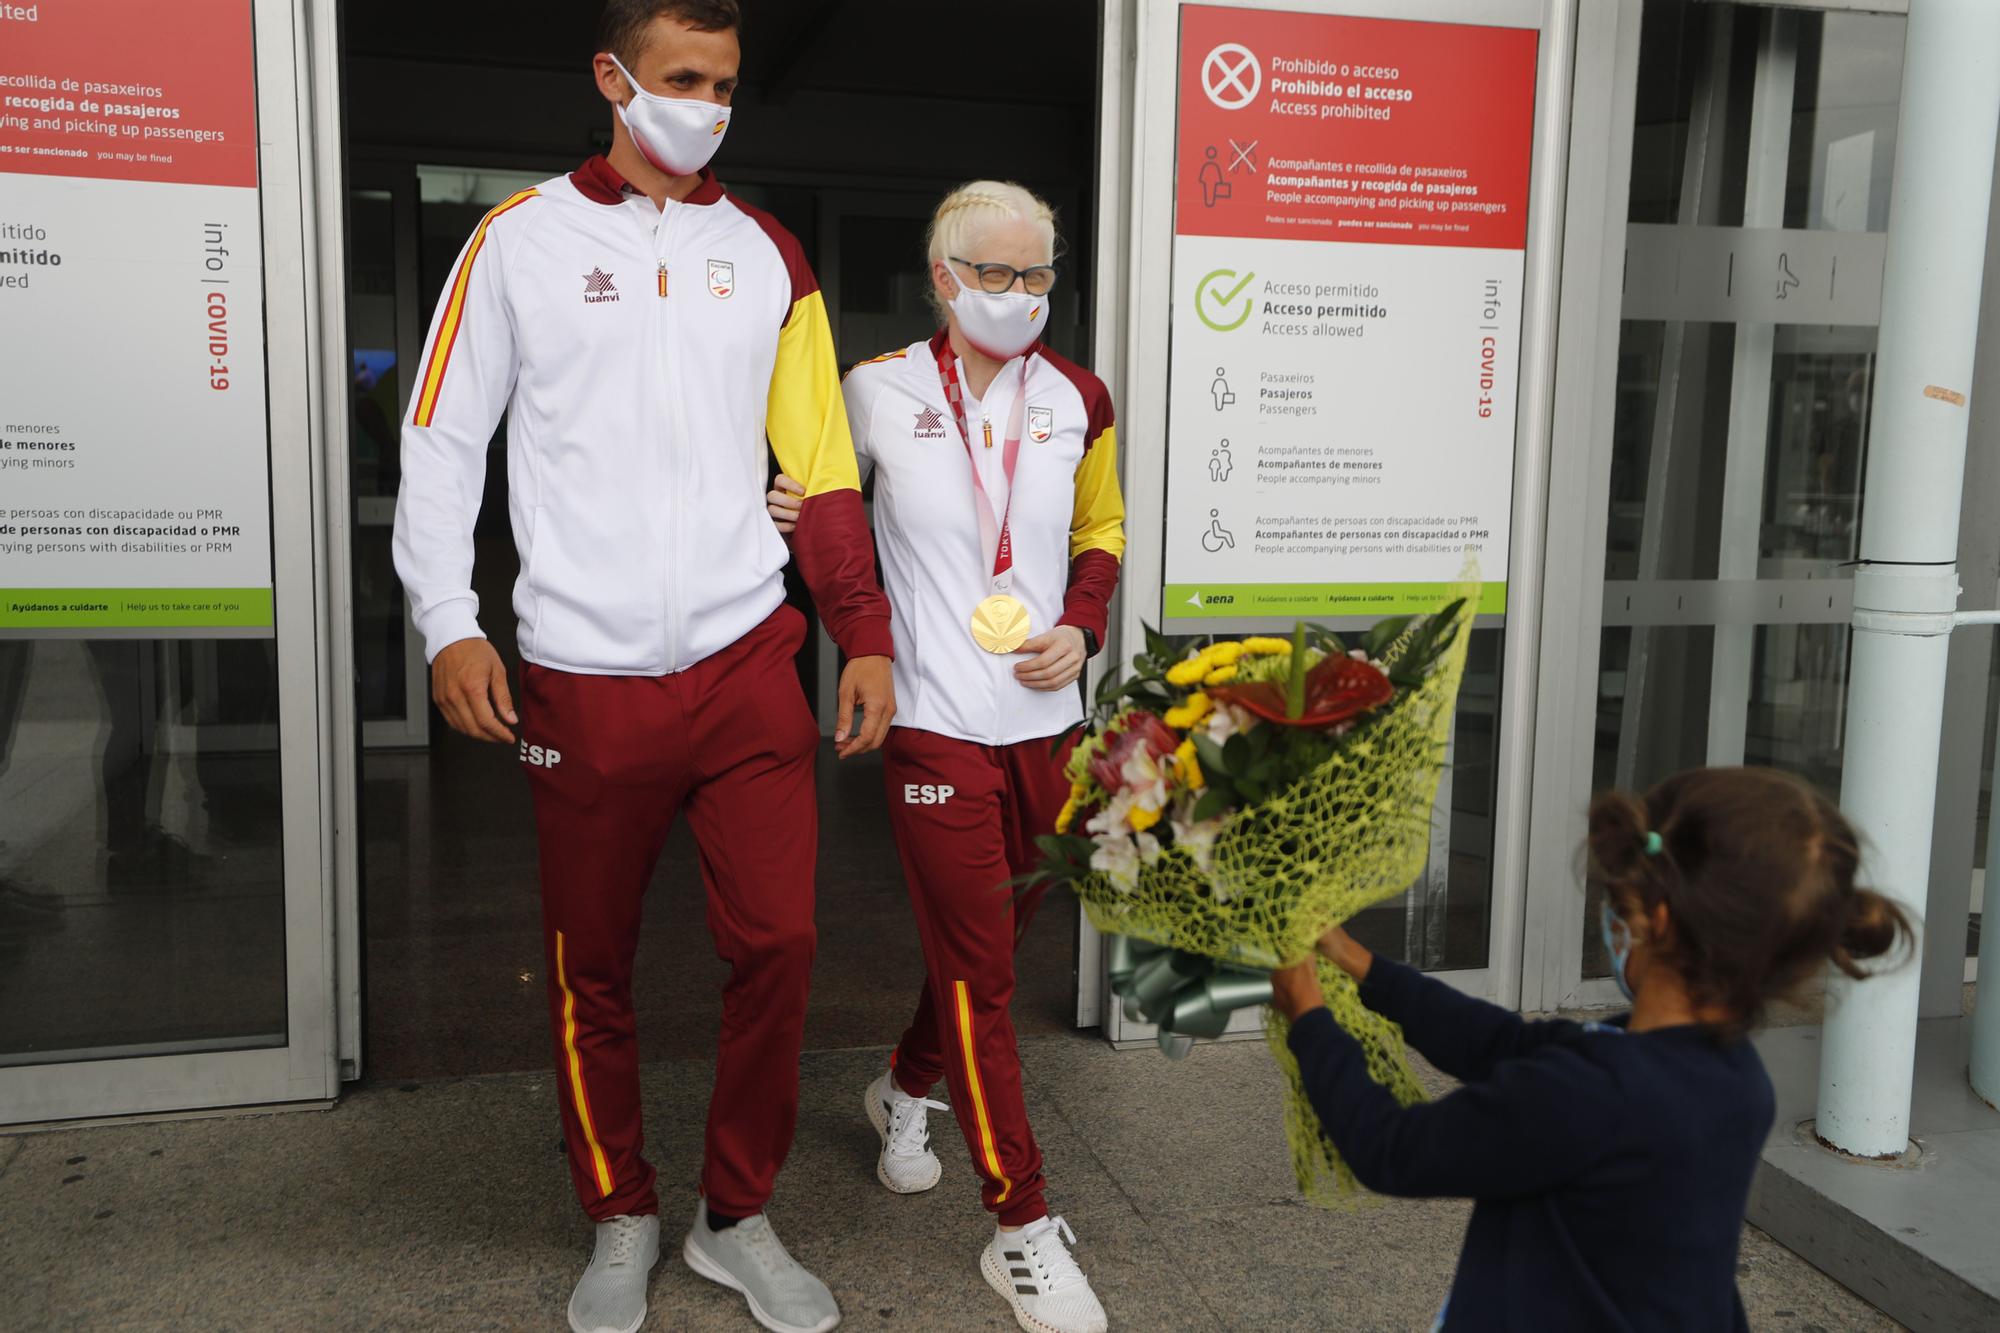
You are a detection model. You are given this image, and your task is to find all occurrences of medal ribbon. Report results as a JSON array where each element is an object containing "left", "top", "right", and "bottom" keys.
[{"left": 936, "top": 341, "right": 1032, "bottom": 596}]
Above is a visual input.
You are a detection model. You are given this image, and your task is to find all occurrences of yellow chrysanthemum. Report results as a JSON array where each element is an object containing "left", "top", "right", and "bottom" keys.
[
  {"left": 1163, "top": 691, "right": 1214, "bottom": 730},
  {"left": 1165, "top": 657, "right": 1210, "bottom": 687},
  {"left": 1176, "top": 738, "right": 1205, "bottom": 790},
  {"left": 1204, "top": 665, "right": 1238, "bottom": 686},
  {"left": 1242, "top": 636, "right": 1295, "bottom": 656},
  {"left": 1055, "top": 795, "right": 1079, "bottom": 835},
  {"left": 1128, "top": 802, "right": 1164, "bottom": 833},
  {"left": 1205, "top": 641, "right": 1246, "bottom": 667}
]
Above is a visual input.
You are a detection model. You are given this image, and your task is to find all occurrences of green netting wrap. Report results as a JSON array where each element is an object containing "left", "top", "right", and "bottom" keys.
[{"left": 1061, "top": 590, "right": 1474, "bottom": 1206}]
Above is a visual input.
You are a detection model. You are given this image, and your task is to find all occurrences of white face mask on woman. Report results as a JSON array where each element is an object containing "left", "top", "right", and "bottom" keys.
[
  {"left": 943, "top": 264, "right": 1046, "bottom": 360},
  {"left": 608, "top": 52, "right": 731, "bottom": 177}
]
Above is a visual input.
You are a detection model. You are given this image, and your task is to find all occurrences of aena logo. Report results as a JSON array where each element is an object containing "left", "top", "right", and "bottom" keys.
[{"left": 903, "top": 783, "right": 955, "bottom": 805}]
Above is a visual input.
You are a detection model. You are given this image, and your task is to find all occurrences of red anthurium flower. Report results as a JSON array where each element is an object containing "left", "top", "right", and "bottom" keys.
[
  {"left": 1090, "top": 711, "right": 1181, "bottom": 792},
  {"left": 1211, "top": 654, "right": 1394, "bottom": 729}
]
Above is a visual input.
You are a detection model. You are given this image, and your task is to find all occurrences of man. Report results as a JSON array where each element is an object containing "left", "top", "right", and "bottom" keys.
[{"left": 392, "top": 4, "right": 891, "bottom": 1331}]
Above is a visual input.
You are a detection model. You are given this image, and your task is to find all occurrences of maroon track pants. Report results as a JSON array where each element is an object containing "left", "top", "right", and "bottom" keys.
[
  {"left": 883, "top": 725, "right": 1071, "bottom": 1227},
  {"left": 519, "top": 606, "right": 819, "bottom": 1221}
]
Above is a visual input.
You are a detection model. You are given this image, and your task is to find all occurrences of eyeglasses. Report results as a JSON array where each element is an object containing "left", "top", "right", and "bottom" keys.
[{"left": 952, "top": 256, "right": 1058, "bottom": 297}]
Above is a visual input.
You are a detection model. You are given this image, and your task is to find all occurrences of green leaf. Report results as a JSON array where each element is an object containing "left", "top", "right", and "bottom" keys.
[
  {"left": 1223, "top": 732, "right": 1252, "bottom": 772},
  {"left": 1193, "top": 732, "right": 1229, "bottom": 778},
  {"left": 1364, "top": 615, "right": 1414, "bottom": 659},
  {"left": 1144, "top": 623, "right": 1176, "bottom": 664},
  {"left": 1191, "top": 788, "right": 1231, "bottom": 823}
]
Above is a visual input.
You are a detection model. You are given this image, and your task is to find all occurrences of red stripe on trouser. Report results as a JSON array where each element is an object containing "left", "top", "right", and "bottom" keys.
[
  {"left": 885, "top": 726, "right": 1072, "bottom": 1227},
  {"left": 523, "top": 606, "right": 821, "bottom": 1221}
]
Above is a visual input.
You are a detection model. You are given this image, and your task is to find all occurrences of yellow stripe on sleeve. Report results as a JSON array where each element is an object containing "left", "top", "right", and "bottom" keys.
[
  {"left": 412, "top": 187, "right": 537, "bottom": 428},
  {"left": 767, "top": 290, "right": 863, "bottom": 500},
  {"left": 556, "top": 930, "right": 615, "bottom": 1198},
  {"left": 954, "top": 979, "right": 1013, "bottom": 1202},
  {"left": 1071, "top": 424, "right": 1127, "bottom": 560}
]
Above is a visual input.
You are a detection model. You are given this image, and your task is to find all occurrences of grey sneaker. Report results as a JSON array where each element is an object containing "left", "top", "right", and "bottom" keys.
[
  {"left": 683, "top": 1199, "right": 841, "bottom": 1333},
  {"left": 568, "top": 1213, "right": 660, "bottom": 1333}
]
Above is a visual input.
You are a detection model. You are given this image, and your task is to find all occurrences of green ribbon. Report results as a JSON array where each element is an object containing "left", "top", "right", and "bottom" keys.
[{"left": 1108, "top": 934, "right": 1275, "bottom": 1059}]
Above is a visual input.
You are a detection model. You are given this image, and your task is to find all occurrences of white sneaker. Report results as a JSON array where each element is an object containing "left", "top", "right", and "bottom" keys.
[
  {"left": 568, "top": 1213, "right": 660, "bottom": 1333},
  {"left": 865, "top": 1071, "right": 947, "bottom": 1194},
  {"left": 683, "top": 1198, "right": 841, "bottom": 1333},
  {"left": 980, "top": 1216, "right": 1108, "bottom": 1333}
]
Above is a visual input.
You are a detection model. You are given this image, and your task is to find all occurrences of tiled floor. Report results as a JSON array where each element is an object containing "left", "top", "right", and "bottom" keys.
[{"left": 1, "top": 1033, "right": 1901, "bottom": 1332}]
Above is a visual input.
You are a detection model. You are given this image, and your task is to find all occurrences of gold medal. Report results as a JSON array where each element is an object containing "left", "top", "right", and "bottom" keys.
[{"left": 970, "top": 594, "right": 1031, "bottom": 654}]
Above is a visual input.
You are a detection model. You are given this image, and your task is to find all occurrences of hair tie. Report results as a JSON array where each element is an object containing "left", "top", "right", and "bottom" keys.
[{"left": 1643, "top": 831, "right": 1664, "bottom": 857}]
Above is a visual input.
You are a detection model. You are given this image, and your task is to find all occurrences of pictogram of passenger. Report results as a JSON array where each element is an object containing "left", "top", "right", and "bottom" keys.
[
  {"left": 1210, "top": 441, "right": 1234, "bottom": 483},
  {"left": 766, "top": 180, "right": 1122, "bottom": 1333},
  {"left": 1201, "top": 509, "right": 1235, "bottom": 552},
  {"left": 1198, "top": 145, "right": 1232, "bottom": 207},
  {"left": 392, "top": 4, "right": 892, "bottom": 1329},
  {"left": 1211, "top": 368, "right": 1236, "bottom": 411}
]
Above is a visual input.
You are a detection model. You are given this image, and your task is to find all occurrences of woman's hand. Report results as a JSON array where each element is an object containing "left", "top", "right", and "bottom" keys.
[
  {"left": 767, "top": 473, "right": 805, "bottom": 534},
  {"left": 1014, "top": 625, "right": 1087, "bottom": 692},
  {"left": 1269, "top": 958, "right": 1325, "bottom": 1022},
  {"left": 1316, "top": 925, "right": 1374, "bottom": 982}
]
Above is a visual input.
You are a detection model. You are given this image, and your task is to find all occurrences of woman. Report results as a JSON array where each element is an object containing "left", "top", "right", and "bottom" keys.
[{"left": 769, "top": 181, "right": 1124, "bottom": 1333}]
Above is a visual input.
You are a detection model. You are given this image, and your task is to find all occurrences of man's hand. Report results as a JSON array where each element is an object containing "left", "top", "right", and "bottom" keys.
[
  {"left": 835, "top": 654, "right": 894, "bottom": 758},
  {"left": 432, "top": 638, "right": 517, "bottom": 743},
  {"left": 767, "top": 473, "right": 804, "bottom": 535},
  {"left": 1013, "top": 625, "right": 1087, "bottom": 692},
  {"left": 1269, "top": 957, "right": 1326, "bottom": 1022}
]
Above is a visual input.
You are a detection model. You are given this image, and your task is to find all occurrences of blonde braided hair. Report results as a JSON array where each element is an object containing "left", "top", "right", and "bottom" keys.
[{"left": 924, "top": 180, "right": 1059, "bottom": 321}]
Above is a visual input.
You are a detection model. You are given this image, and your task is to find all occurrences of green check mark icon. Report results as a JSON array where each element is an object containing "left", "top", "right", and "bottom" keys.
[{"left": 1195, "top": 268, "right": 1256, "bottom": 332}]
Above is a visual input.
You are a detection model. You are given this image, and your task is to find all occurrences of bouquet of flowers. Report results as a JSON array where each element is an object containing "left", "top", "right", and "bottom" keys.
[{"left": 1026, "top": 599, "right": 1473, "bottom": 1204}]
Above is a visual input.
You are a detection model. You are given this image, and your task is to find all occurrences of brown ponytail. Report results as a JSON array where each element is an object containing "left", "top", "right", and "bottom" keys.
[
  {"left": 1834, "top": 888, "right": 1909, "bottom": 976},
  {"left": 1586, "top": 767, "right": 1915, "bottom": 1036}
]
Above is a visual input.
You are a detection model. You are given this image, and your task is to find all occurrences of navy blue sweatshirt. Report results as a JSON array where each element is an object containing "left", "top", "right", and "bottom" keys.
[{"left": 1287, "top": 958, "right": 1775, "bottom": 1332}]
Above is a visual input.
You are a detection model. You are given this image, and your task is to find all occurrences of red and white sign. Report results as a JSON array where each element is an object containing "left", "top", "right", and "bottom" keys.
[
  {"left": 1163, "top": 6, "right": 1539, "bottom": 627},
  {"left": 0, "top": 0, "right": 259, "bottom": 188},
  {"left": 1175, "top": 6, "right": 1536, "bottom": 249}
]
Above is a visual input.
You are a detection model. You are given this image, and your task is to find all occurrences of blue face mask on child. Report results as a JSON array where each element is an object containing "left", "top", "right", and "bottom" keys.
[{"left": 1599, "top": 903, "right": 1635, "bottom": 1002}]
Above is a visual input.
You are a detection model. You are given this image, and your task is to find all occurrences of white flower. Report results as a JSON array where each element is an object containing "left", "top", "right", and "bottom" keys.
[
  {"left": 1090, "top": 835, "right": 1141, "bottom": 890},
  {"left": 1170, "top": 811, "right": 1228, "bottom": 875},
  {"left": 1202, "top": 701, "right": 1255, "bottom": 746},
  {"left": 1087, "top": 792, "right": 1137, "bottom": 837},
  {"left": 1136, "top": 831, "right": 1163, "bottom": 864}
]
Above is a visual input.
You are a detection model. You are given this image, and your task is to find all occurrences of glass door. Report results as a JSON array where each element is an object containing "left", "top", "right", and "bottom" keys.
[
  {"left": 1531, "top": 0, "right": 1920, "bottom": 1009},
  {"left": 348, "top": 169, "right": 429, "bottom": 749},
  {"left": 0, "top": 0, "right": 341, "bottom": 1123}
]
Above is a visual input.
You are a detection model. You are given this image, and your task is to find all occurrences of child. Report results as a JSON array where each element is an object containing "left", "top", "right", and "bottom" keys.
[{"left": 1269, "top": 766, "right": 1912, "bottom": 1332}]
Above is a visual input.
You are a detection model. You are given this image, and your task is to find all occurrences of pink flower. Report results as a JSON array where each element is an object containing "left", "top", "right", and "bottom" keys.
[{"left": 1090, "top": 712, "right": 1181, "bottom": 794}]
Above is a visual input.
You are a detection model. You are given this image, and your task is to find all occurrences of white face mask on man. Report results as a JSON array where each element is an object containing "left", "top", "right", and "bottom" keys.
[
  {"left": 607, "top": 52, "right": 731, "bottom": 177},
  {"left": 943, "top": 263, "right": 1046, "bottom": 361}
]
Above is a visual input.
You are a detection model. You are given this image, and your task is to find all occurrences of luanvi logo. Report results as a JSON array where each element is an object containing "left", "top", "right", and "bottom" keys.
[
  {"left": 582, "top": 268, "right": 619, "bottom": 304},
  {"left": 913, "top": 406, "right": 947, "bottom": 440}
]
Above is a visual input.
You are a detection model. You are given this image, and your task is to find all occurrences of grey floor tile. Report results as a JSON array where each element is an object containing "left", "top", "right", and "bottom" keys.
[{"left": 1739, "top": 1226, "right": 1904, "bottom": 1331}]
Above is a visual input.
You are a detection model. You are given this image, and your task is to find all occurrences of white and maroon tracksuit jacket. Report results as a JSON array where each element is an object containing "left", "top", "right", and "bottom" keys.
[
  {"left": 844, "top": 330, "right": 1125, "bottom": 1224},
  {"left": 392, "top": 156, "right": 890, "bottom": 1223}
]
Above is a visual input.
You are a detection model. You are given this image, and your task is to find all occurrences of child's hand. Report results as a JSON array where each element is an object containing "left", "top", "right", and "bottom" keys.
[
  {"left": 1317, "top": 926, "right": 1374, "bottom": 981},
  {"left": 1269, "top": 958, "right": 1325, "bottom": 1022}
]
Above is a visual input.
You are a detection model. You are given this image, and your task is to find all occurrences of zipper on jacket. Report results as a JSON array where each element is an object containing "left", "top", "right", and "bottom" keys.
[{"left": 654, "top": 204, "right": 684, "bottom": 670}]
